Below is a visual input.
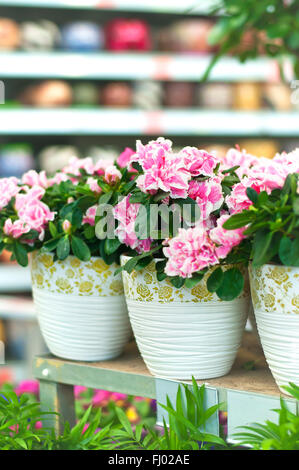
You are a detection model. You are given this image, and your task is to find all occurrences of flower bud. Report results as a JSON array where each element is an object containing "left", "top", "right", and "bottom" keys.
[{"left": 62, "top": 220, "right": 72, "bottom": 234}]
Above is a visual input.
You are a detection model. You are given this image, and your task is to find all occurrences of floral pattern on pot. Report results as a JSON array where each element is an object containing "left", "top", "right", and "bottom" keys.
[
  {"left": 31, "top": 251, "right": 124, "bottom": 297},
  {"left": 121, "top": 256, "right": 249, "bottom": 303},
  {"left": 249, "top": 264, "right": 299, "bottom": 315}
]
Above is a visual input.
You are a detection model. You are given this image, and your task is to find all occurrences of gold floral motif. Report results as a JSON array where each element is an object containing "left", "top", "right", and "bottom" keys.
[
  {"left": 31, "top": 252, "right": 123, "bottom": 297},
  {"left": 144, "top": 273, "right": 153, "bottom": 284},
  {"left": 39, "top": 254, "right": 54, "bottom": 269},
  {"left": 263, "top": 293, "right": 276, "bottom": 309},
  {"left": 70, "top": 258, "right": 81, "bottom": 268},
  {"left": 110, "top": 280, "right": 124, "bottom": 295},
  {"left": 136, "top": 284, "right": 151, "bottom": 299},
  {"left": 158, "top": 286, "right": 173, "bottom": 301},
  {"left": 56, "top": 278, "right": 72, "bottom": 293},
  {"left": 79, "top": 281, "right": 93, "bottom": 294},
  {"left": 66, "top": 269, "right": 75, "bottom": 279},
  {"left": 191, "top": 284, "right": 213, "bottom": 301},
  {"left": 91, "top": 259, "right": 109, "bottom": 274},
  {"left": 291, "top": 295, "right": 299, "bottom": 311},
  {"left": 268, "top": 266, "right": 289, "bottom": 285}
]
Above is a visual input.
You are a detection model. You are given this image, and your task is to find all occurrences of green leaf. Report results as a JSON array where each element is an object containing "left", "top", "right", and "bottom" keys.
[
  {"left": 42, "top": 237, "right": 61, "bottom": 252},
  {"left": 185, "top": 272, "right": 205, "bottom": 289},
  {"left": 13, "top": 242, "right": 28, "bottom": 267},
  {"left": 135, "top": 256, "right": 153, "bottom": 271},
  {"left": 293, "top": 197, "right": 299, "bottom": 215},
  {"left": 170, "top": 276, "right": 185, "bottom": 289},
  {"left": 216, "top": 268, "right": 244, "bottom": 301},
  {"left": 207, "top": 267, "right": 224, "bottom": 293},
  {"left": 57, "top": 236, "right": 70, "bottom": 260},
  {"left": 252, "top": 230, "right": 273, "bottom": 267},
  {"left": 84, "top": 224, "right": 95, "bottom": 240},
  {"left": 49, "top": 222, "right": 57, "bottom": 238},
  {"left": 122, "top": 257, "right": 139, "bottom": 274},
  {"left": 279, "top": 236, "right": 299, "bottom": 266},
  {"left": 157, "top": 271, "right": 167, "bottom": 281},
  {"left": 156, "top": 259, "right": 167, "bottom": 273},
  {"left": 104, "top": 238, "right": 121, "bottom": 256},
  {"left": 246, "top": 187, "right": 258, "bottom": 205},
  {"left": 71, "top": 236, "right": 91, "bottom": 262},
  {"left": 222, "top": 211, "right": 254, "bottom": 230},
  {"left": 98, "top": 191, "right": 113, "bottom": 205}
]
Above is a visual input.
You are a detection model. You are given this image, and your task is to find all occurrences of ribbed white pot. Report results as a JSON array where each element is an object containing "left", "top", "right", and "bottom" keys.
[
  {"left": 249, "top": 264, "right": 299, "bottom": 394},
  {"left": 31, "top": 252, "right": 131, "bottom": 361},
  {"left": 121, "top": 256, "right": 249, "bottom": 380}
]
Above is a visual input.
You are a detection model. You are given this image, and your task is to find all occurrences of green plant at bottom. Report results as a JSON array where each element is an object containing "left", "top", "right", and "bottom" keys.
[
  {"left": 233, "top": 383, "right": 299, "bottom": 450},
  {"left": 110, "top": 378, "right": 227, "bottom": 450}
]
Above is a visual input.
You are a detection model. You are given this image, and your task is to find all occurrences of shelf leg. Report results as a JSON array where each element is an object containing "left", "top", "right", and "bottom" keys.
[{"left": 39, "top": 380, "right": 76, "bottom": 435}]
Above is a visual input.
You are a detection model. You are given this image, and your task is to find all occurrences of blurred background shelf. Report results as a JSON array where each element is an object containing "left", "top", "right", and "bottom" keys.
[
  {"left": 0, "top": 265, "right": 31, "bottom": 293},
  {"left": 0, "top": 52, "right": 282, "bottom": 82},
  {"left": 0, "top": 109, "right": 299, "bottom": 136},
  {"left": 0, "top": 0, "right": 218, "bottom": 15}
]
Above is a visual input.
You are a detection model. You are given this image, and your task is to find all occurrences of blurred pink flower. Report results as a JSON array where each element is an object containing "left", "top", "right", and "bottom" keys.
[
  {"left": 14, "top": 380, "right": 39, "bottom": 397},
  {"left": 4, "top": 218, "right": 31, "bottom": 239},
  {"left": 63, "top": 156, "right": 94, "bottom": 177},
  {"left": 0, "top": 177, "right": 20, "bottom": 210},
  {"left": 104, "top": 165, "right": 122, "bottom": 185},
  {"left": 83, "top": 205, "right": 98, "bottom": 226},
  {"left": 222, "top": 147, "right": 259, "bottom": 178},
  {"left": 117, "top": 147, "right": 135, "bottom": 168},
  {"left": 92, "top": 390, "right": 111, "bottom": 407},
  {"left": 87, "top": 177, "right": 102, "bottom": 194},
  {"left": 74, "top": 385, "right": 88, "bottom": 398},
  {"left": 22, "top": 170, "right": 49, "bottom": 189}
]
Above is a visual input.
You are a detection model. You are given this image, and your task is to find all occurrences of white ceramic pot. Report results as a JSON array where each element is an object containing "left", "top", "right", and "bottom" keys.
[
  {"left": 249, "top": 264, "right": 299, "bottom": 394},
  {"left": 121, "top": 256, "right": 249, "bottom": 380},
  {"left": 31, "top": 252, "right": 131, "bottom": 361}
]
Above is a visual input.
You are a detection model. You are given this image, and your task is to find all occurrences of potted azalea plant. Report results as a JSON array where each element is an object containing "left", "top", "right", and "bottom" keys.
[
  {"left": 108, "top": 138, "right": 251, "bottom": 380},
  {"left": 0, "top": 152, "right": 135, "bottom": 362},
  {"left": 222, "top": 148, "right": 299, "bottom": 394}
]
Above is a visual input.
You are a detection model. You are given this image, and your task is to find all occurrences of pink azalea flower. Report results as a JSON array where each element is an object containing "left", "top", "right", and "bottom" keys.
[
  {"left": 117, "top": 147, "right": 135, "bottom": 168},
  {"left": 179, "top": 146, "right": 218, "bottom": 177},
  {"left": 113, "top": 195, "right": 152, "bottom": 253},
  {"left": 74, "top": 385, "right": 88, "bottom": 398},
  {"left": 0, "top": 177, "right": 20, "bottom": 210},
  {"left": 87, "top": 177, "right": 102, "bottom": 194},
  {"left": 104, "top": 165, "right": 122, "bottom": 185},
  {"left": 83, "top": 205, "right": 98, "bottom": 226},
  {"left": 273, "top": 148, "right": 299, "bottom": 174},
  {"left": 94, "top": 158, "right": 115, "bottom": 176},
  {"left": 92, "top": 390, "right": 111, "bottom": 407},
  {"left": 110, "top": 392, "right": 128, "bottom": 401},
  {"left": 14, "top": 380, "right": 39, "bottom": 396},
  {"left": 48, "top": 172, "right": 68, "bottom": 186},
  {"left": 222, "top": 147, "right": 259, "bottom": 178},
  {"left": 15, "top": 187, "right": 55, "bottom": 241},
  {"left": 209, "top": 214, "right": 245, "bottom": 259},
  {"left": 4, "top": 218, "right": 31, "bottom": 239},
  {"left": 131, "top": 137, "right": 173, "bottom": 168},
  {"left": 188, "top": 175, "right": 224, "bottom": 220},
  {"left": 163, "top": 226, "right": 219, "bottom": 278},
  {"left": 62, "top": 156, "right": 94, "bottom": 177},
  {"left": 22, "top": 170, "right": 49, "bottom": 189}
]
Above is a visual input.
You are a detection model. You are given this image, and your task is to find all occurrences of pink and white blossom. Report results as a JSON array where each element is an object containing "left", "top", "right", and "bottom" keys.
[
  {"left": 0, "top": 177, "right": 20, "bottom": 210},
  {"left": 179, "top": 146, "right": 218, "bottom": 177},
  {"left": 104, "top": 165, "right": 122, "bottom": 185},
  {"left": 163, "top": 226, "right": 219, "bottom": 278},
  {"left": 4, "top": 218, "right": 31, "bottom": 239},
  {"left": 83, "top": 205, "right": 98, "bottom": 226},
  {"left": 209, "top": 214, "right": 245, "bottom": 259},
  {"left": 113, "top": 195, "right": 151, "bottom": 253}
]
